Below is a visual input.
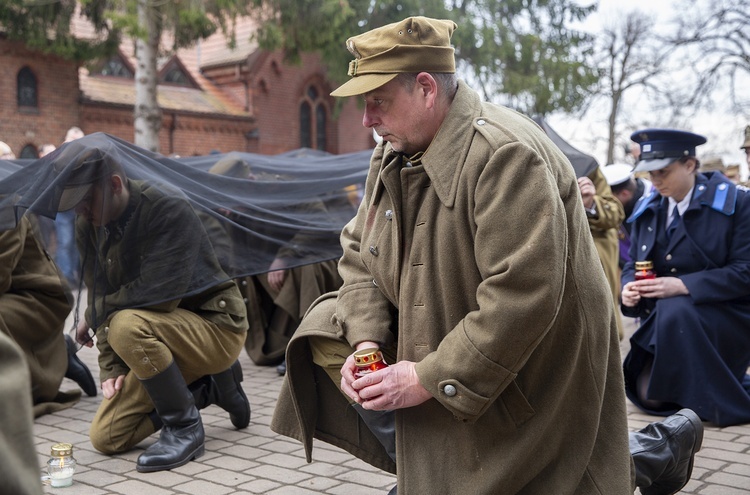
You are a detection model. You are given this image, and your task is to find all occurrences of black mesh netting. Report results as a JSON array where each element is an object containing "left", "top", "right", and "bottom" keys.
[{"left": 0, "top": 132, "right": 370, "bottom": 328}]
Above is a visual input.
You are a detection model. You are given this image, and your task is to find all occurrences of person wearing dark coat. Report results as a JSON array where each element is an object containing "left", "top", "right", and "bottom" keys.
[{"left": 622, "top": 128, "right": 750, "bottom": 427}]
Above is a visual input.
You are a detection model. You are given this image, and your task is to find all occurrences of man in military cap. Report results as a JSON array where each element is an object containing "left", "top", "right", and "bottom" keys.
[
  {"left": 272, "top": 16, "right": 703, "bottom": 495},
  {"left": 622, "top": 128, "right": 750, "bottom": 427},
  {"left": 55, "top": 138, "right": 252, "bottom": 473}
]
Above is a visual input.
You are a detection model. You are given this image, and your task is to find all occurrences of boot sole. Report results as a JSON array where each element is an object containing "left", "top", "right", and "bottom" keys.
[{"left": 136, "top": 444, "right": 205, "bottom": 473}]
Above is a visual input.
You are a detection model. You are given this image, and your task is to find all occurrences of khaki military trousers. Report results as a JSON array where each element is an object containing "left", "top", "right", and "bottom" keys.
[{"left": 89, "top": 308, "right": 245, "bottom": 454}]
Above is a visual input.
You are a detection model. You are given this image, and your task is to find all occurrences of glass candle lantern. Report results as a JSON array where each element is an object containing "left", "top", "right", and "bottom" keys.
[
  {"left": 354, "top": 348, "right": 389, "bottom": 378},
  {"left": 634, "top": 260, "right": 656, "bottom": 280},
  {"left": 47, "top": 443, "right": 76, "bottom": 488}
]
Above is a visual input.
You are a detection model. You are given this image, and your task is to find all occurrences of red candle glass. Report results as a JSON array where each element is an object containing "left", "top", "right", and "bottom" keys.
[
  {"left": 354, "top": 348, "right": 388, "bottom": 377},
  {"left": 634, "top": 260, "right": 656, "bottom": 280}
]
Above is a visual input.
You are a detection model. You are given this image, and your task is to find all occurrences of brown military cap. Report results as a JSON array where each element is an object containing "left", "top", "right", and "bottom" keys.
[
  {"left": 741, "top": 125, "right": 750, "bottom": 150},
  {"left": 330, "top": 16, "right": 457, "bottom": 98}
]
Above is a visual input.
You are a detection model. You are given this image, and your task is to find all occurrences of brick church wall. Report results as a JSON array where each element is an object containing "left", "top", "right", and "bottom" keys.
[{"left": 0, "top": 39, "right": 80, "bottom": 155}]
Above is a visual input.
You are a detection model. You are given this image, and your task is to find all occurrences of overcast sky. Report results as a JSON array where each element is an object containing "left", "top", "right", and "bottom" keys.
[{"left": 551, "top": 0, "right": 748, "bottom": 178}]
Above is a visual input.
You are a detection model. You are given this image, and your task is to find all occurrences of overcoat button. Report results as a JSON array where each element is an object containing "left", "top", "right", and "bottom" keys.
[
  {"left": 241, "top": 280, "right": 248, "bottom": 286},
  {"left": 369, "top": 246, "right": 379, "bottom": 256},
  {"left": 243, "top": 298, "right": 248, "bottom": 303},
  {"left": 665, "top": 254, "right": 672, "bottom": 261},
  {"left": 641, "top": 245, "right": 647, "bottom": 251},
  {"left": 671, "top": 268, "right": 677, "bottom": 273},
  {"left": 219, "top": 300, "right": 227, "bottom": 308},
  {"left": 104, "top": 327, "right": 109, "bottom": 333},
  {"left": 372, "top": 279, "right": 378, "bottom": 287},
  {"left": 647, "top": 226, "right": 653, "bottom": 232},
  {"left": 718, "top": 183, "right": 727, "bottom": 190},
  {"left": 385, "top": 209, "right": 393, "bottom": 220},
  {"left": 476, "top": 119, "right": 486, "bottom": 126},
  {"left": 443, "top": 384, "right": 457, "bottom": 397}
]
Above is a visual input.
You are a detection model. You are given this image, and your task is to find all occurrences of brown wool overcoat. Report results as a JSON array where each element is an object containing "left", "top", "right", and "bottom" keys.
[
  {"left": 586, "top": 166, "right": 625, "bottom": 337},
  {"left": 0, "top": 216, "right": 77, "bottom": 417},
  {"left": 272, "top": 82, "right": 633, "bottom": 494}
]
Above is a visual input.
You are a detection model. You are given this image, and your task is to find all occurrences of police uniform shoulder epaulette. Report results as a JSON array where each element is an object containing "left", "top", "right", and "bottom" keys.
[{"left": 697, "top": 177, "right": 737, "bottom": 215}]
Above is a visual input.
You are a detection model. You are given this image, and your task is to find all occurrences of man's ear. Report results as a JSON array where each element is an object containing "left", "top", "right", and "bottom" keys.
[
  {"left": 110, "top": 174, "right": 124, "bottom": 194},
  {"left": 415, "top": 72, "right": 439, "bottom": 107}
]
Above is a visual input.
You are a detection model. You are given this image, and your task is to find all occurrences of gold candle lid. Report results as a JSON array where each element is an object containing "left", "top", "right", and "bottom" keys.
[
  {"left": 635, "top": 260, "right": 653, "bottom": 270},
  {"left": 353, "top": 348, "right": 384, "bottom": 367},
  {"left": 51, "top": 443, "right": 73, "bottom": 457}
]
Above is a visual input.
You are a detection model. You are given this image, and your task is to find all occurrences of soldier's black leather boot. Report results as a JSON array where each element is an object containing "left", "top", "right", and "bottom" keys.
[
  {"left": 137, "top": 361, "right": 204, "bottom": 473},
  {"left": 631, "top": 408, "right": 703, "bottom": 495},
  {"left": 64, "top": 335, "right": 97, "bottom": 397},
  {"left": 188, "top": 360, "right": 250, "bottom": 429}
]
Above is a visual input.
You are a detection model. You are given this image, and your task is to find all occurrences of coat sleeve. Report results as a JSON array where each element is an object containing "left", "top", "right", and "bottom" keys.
[
  {"left": 414, "top": 142, "right": 571, "bottom": 421},
  {"left": 335, "top": 145, "right": 396, "bottom": 348}
]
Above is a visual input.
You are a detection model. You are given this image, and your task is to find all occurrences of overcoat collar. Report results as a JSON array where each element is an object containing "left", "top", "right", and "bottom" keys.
[{"left": 628, "top": 172, "right": 737, "bottom": 223}]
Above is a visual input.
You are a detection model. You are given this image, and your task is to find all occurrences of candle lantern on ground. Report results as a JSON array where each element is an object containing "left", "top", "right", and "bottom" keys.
[{"left": 47, "top": 443, "right": 76, "bottom": 488}]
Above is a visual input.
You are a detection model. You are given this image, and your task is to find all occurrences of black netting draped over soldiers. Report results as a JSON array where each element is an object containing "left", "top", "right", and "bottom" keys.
[{"left": 0, "top": 133, "right": 369, "bottom": 472}]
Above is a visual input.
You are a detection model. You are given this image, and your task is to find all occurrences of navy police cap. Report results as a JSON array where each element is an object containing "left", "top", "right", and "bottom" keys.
[{"left": 631, "top": 128, "right": 707, "bottom": 172}]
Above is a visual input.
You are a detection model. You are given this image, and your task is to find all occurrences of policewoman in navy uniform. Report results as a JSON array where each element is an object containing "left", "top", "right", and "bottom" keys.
[{"left": 621, "top": 128, "right": 750, "bottom": 427}]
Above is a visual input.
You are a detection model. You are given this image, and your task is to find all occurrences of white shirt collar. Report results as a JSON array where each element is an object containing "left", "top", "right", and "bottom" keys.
[{"left": 667, "top": 186, "right": 694, "bottom": 220}]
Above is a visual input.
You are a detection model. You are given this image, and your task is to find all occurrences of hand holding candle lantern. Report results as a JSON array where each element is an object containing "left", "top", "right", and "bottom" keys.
[{"left": 47, "top": 443, "right": 76, "bottom": 488}]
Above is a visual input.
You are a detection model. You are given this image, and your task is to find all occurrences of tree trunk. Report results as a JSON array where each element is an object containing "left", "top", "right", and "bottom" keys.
[
  {"left": 606, "top": 91, "right": 621, "bottom": 165},
  {"left": 134, "top": 0, "right": 162, "bottom": 152}
]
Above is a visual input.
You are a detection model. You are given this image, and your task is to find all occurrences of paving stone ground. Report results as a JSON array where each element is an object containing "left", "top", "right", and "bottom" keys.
[{"left": 33, "top": 315, "right": 749, "bottom": 494}]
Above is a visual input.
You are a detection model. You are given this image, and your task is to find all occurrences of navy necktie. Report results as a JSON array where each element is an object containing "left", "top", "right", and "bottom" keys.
[{"left": 666, "top": 207, "right": 680, "bottom": 241}]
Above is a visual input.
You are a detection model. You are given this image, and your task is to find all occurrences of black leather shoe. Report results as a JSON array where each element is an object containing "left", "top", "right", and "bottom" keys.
[
  {"left": 276, "top": 360, "right": 287, "bottom": 376},
  {"left": 631, "top": 408, "right": 704, "bottom": 495},
  {"left": 189, "top": 361, "right": 251, "bottom": 429},
  {"left": 211, "top": 361, "right": 251, "bottom": 429},
  {"left": 64, "top": 335, "right": 97, "bottom": 397}
]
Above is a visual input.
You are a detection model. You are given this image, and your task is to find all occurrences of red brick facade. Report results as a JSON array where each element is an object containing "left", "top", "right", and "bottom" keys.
[
  {"left": 0, "top": 38, "right": 80, "bottom": 156},
  {"left": 0, "top": 36, "right": 373, "bottom": 158}
]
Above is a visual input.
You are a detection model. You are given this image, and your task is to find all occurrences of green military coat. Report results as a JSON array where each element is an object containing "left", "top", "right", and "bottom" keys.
[
  {"left": 76, "top": 180, "right": 247, "bottom": 381},
  {"left": 0, "top": 330, "right": 44, "bottom": 495},
  {"left": 273, "top": 82, "right": 633, "bottom": 493},
  {"left": 0, "top": 216, "right": 77, "bottom": 417},
  {"left": 586, "top": 166, "right": 625, "bottom": 337}
]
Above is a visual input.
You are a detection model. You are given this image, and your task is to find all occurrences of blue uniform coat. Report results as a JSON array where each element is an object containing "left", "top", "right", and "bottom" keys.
[{"left": 622, "top": 171, "right": 750, "bottom": 426}]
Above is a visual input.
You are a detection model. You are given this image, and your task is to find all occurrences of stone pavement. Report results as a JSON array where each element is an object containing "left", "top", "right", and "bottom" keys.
[{"left": 33, "top": 317, "right": 750, "bottom": 494}]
